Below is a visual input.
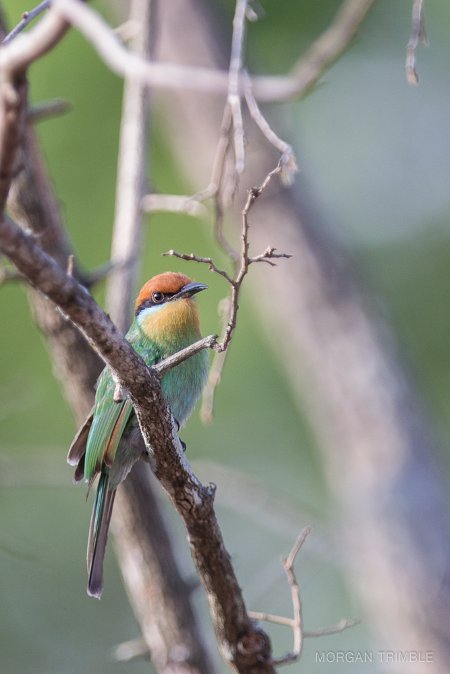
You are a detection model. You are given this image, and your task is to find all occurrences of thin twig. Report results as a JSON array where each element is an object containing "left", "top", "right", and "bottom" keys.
[
  {"left": 192, "top": 107, "right": 233, "bottom": 203},
  {"left": 170, "top": 159, "right": 291, "bottom": 353},
  {"left": 219, "top": 159, "right": 291, "bottom": 353},
  {"left": 191, "top": 106, "right": 240, "bottom": 263},
  {"left": 277, "top": 0, "right": 376, "bottom": 101},
  {"left": 243, "top": 71, "right": 298, "bottom": 186},
  {"left": 406, "top": 0, "right": 428, "bottom": 85},
  {"left": 104, "top": 0, "right": 152, "bottom": 333},
  {"left": 2, "top": 0, "right": 51, "bottom": 45},
  {"left": 155, "top": 335, "right": 218, "bottom": 376},
  {"left": 303, "top": 618, "right": 359, "bottom": 638},
  {"left": 141, "top": 194, "right": 208, "bottom": 218},
  {"left": 113, "top": 637, "right": 149, "bottom": 663},
  {"left": 228, "top": 0, "right": 248, "bottom": 174},
  {"left": 248, "top": 614, "right": 358, "bottom": 638},
  {"left": 200, "top": 299, "right": 230, "bottom": 424},
  {"left": 172, "top": 159, "right": 291, "bottom": 422},
  {"left": 27, "top": 98, "right": 70, "bottom": 124},
  {"left": 163, "top": 250, "right": 234, "bottom": 284},
  {"left": 248, "top": 612, "right": 295, "bottom": 628},
  {"left": 274, "top": 527, "right": 312, "bottom": 665}
]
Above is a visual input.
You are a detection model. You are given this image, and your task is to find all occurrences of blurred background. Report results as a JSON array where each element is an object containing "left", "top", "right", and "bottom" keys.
[{"left": 1, "top": 0, "right": 450, "bottom": 672}]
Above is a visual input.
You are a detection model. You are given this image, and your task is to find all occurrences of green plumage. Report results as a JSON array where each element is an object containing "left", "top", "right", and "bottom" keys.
[{"left": 68, "top": 276, "right": 208, "bottom": 598}]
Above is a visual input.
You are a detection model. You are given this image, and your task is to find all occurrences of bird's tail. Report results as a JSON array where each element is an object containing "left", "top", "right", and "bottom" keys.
[{"left": 87, "top": 470, "right": 116, "bottom": 599}]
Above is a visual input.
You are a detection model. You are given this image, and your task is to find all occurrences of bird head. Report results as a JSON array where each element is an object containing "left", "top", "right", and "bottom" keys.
[{"left": 134, "top": 272, "right": 207, "bottom": 341}]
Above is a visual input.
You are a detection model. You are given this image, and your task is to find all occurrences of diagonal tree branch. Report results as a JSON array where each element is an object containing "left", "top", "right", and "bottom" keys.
[
  {"left": 0, "top": 14, "right": 275, "bottom": 671},
  {"left": 0, "top": 213, "right": 274, "bottom": 674},
  {"left": 102, "top": 2, "right": 218, "bottom": 670}
]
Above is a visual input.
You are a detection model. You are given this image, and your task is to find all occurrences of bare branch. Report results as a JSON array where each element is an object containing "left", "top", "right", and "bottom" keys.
[
  {"left": 113, "top": 637, "right": 149, "bottom": 663},
  {"left": 200, "top": 349, "right": 228, "bottom": 425},
  {"left": 406, "top": 0, "right": 428, "bottom": 85},
  {"left": 105, "top": 0, "right": 152, "bottom": 332},
  {"left": 0, "top": 213, "right": 275, "bottom": 674},
  {"left": 243, "top": 72, "right": 298, "bottom": 185},
  {"left": 248, "top": 529, "right": 354, "bottom": 668},
  {"left": 266, "top": 0, "right": 377, "bottom": 101},
  {"left": 155, "top": 335, "right": 218, "bottom": 376},
  {"left": 142, "top": 193, "right": 208, "bottom": 218},
  {"left": 219, "top": 159, "right": 290, "bottom": 353},
  {"left": 53, "top": 0, "right": 234, "bottom": 95},
  {"left": 303, "top": 618, "right": 359, "bottom": 638},
  {"left": 46, "top": 0, "right": 374, "bottom": 103},
  {"left": 163, "top": 249, "right": 234, "bottom": 284},
  {"left": 2, "top": 0, "right": 50, "bottom": 45},
  {"left": 248, "top": 246, "right": 292, "bottom": 266},
  {"left": 248, "top": 614, "right": 358, "bottom": 638},
  {"left": 172, "top": 159, "right": 291, "bottom": 422},
  {"left": 228, "top": 0, "right": 248, "bottom": 174},
  {"left": 200, "top": 299, "right": 230, "bottom": 425},
  {"left": 272, "top": 527, "right": 311, "bottom": 666},
  {"left": 27, "top": 98, "right": 71, "bottom": 124},
  {"left": 248, "top": 613, "right": 294, "bottom": 629}
]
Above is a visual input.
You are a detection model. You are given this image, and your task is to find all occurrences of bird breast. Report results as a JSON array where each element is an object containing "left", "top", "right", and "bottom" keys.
[{"left": 139, "top": 298, "right": 201, "bottom": 343}]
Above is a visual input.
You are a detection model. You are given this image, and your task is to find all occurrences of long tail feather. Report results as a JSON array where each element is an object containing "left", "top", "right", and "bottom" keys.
[{"left": 87, "top": 471, "right": 116, "bottom": 599}]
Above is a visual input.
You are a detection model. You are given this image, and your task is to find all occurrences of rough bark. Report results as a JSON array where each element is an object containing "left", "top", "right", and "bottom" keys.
[{"left": 7, "top": 154, "right": 218, "bottom": 670}]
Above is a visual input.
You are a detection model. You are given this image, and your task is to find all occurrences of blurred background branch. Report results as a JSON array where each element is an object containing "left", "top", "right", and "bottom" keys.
[
  {"left": 0, "top": 4, "right": 217, "bottom": 674},
  {"left": 155, "top": 0, "right": 450, "bottom": 671}
]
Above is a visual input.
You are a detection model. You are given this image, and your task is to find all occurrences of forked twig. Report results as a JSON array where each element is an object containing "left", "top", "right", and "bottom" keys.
[
  {"left": 249, "top": 529, "right": 358, "bottom": 667},
  {"left": 164, "top": 158, "right": 291, "bottom": 421},
  {"left": 273, "top": 527, "right": 311, "bottom": 665}
]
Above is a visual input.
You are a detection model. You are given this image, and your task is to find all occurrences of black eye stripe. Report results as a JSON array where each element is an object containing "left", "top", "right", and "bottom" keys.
[{"left": 135, "top": 292, "right": 176, "bottom": 316}]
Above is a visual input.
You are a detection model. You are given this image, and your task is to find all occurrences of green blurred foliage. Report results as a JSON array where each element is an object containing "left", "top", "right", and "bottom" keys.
[{"left": 1, "top": 0, "right": 450, "bottom": 672}]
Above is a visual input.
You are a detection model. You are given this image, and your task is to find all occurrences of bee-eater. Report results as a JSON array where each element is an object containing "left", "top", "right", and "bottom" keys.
[{"left": 68, "top": 272, "right": 208, "bottom": 598}]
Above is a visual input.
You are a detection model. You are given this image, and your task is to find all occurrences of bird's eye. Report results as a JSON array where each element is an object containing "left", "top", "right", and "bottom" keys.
[{"left": 152, "top": 291, "right": 164, "bottom": 304}]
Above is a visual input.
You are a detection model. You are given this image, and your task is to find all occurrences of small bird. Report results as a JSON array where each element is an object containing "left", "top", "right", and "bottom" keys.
[{"left": 68, "top": 272, "right": 208, "bottom": 598}]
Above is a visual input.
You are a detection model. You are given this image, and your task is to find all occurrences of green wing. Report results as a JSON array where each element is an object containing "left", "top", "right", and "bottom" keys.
[
  {"left": 83, "top": 320, "right": 163, "bottom": 483},
  {"left": 83, "top": 370, "right": 134, "bottom": 482}
]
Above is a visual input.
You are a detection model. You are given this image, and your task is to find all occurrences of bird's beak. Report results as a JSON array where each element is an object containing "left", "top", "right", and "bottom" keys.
[{"left": 171, "top": 281, "right": 208, "bottom": 301}]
